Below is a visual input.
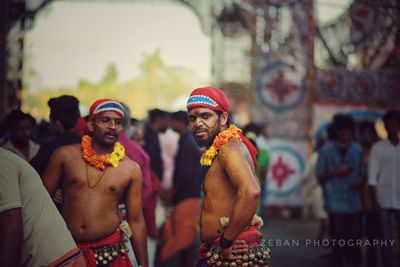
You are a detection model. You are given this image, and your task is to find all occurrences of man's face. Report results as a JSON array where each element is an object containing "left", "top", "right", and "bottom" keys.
[
  {"left": 359, "top": 128, "right": 375, "bottom": 147},
  {"left": 336, "top": 128, "right": 352, "bottom": 151},
  {"left": 159, "top": 117, "right": 169, "bottom": 133},
  {"left": 89, "top": 111, "right": 123, "bottom": 147},
  {"left": 170, "top": 118, "right": 180, "bottom": 133},
  {"left": 188, "top": 107, "right": 223, "bottom": 147},
  {"left": 11, "top": 119, "right": 33, "bottom": 146}
]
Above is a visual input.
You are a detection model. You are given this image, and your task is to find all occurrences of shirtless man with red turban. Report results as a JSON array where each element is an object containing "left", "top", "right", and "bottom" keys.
[
  {"left": 43, "top": 99, "right": 148, "bottom": 267},
  {"left": 187, "top": 87, "right": 271, "bottom": 267}
]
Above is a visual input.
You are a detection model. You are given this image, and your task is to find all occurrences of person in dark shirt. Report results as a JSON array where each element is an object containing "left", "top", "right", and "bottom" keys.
[
  {"left": 160, "top": 111, "right": 202, "bottom": 267},
  {"left": 143, "top": 108, "right": 169, "bottom": 182},
  {"left": 30, "top": 95, "right": 81, "bottom": 210}
]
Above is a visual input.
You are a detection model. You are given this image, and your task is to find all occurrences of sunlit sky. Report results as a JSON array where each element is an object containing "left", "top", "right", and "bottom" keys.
[
  {"left": 25, "top": 1, "right": 211, "bottom": 91},
  {"left": 25, "top": 0, "right": 351, "bottom": 91}
]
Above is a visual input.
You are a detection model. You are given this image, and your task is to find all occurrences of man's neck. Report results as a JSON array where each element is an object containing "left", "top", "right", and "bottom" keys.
[{"left": 92, "top": 141, "right": 114, "bottom": 154}]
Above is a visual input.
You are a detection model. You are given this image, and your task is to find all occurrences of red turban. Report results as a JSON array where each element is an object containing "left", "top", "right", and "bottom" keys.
[
  {"left": 186, "top": 87, "right": 231, "bottom": 113},
  {"left": 88, "top": 99, "right": 125, "bottom": 120}
]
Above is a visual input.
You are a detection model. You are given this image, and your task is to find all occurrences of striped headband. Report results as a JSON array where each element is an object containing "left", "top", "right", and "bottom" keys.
[
  {"left": 186, "top": 86, "right": 231, "bottom": 113},
  {"left": 89, "top": 99, "right": 125, "bottom": 119}
]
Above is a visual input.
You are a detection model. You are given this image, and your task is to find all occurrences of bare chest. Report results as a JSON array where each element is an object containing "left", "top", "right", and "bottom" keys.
[
  {"left": 203, "top": 164, "right": 235, "bottom": 202},
  {"left": 62, "top": 160, "right": 130, "bottom": 195}
]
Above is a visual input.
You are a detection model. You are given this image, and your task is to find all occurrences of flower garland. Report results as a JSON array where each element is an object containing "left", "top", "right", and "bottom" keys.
[
  {"left": 81, "top": 135, "right": 125, "bottom": 170},
  {"left": 200, "top": 124, "right": 242, "bottom": 166}
]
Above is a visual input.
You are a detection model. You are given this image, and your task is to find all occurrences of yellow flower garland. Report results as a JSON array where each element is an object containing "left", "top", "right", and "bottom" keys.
[
  {"left": 200, "top": 124, "right": 242, "bottom": 166},
  {"left": 82, "top": 135, "right": 125, "bottom": 170}
]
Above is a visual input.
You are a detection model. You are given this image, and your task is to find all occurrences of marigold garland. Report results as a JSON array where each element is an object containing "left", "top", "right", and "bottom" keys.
[
  {"left": 82, "top": 135, "right": 125, "bottom": 170},
  {"left": 200, "top": 124, "right": 242, "bottom": 166}
]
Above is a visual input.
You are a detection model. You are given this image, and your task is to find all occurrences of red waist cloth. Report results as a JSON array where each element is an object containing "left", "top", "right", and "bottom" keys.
[
  {"left": 77, "top": 230, "right": 133, "bottom": 267},
  {"left": 199, "top": 226, "right": 262, "bottom": 257}
]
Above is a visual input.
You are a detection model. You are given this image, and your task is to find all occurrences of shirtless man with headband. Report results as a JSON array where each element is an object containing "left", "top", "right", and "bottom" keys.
[
  {"left": 43, "top": 99, "right": 148, "bottom": 267},
  {"left": 186, "top": 87, "right": 270, "bottom": 267}
]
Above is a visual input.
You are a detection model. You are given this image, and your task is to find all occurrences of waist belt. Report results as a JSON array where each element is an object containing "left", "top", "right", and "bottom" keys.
[
  {"left": 93, "top": 242, "right": 129, "bottom": 266},
  {"left": 204, "top": 240, "right": 271, "bottom": 266}
]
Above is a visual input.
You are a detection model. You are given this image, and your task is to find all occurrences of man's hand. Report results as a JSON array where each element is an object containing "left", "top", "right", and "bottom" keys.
[{"left": 221, "top": 240, "right": 249, "bottom": 260}]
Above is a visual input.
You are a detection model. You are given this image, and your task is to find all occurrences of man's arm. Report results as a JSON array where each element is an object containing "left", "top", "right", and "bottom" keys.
[
  {"left": 0, "top": 208, "right": 23, "bottom": 267},
  {"left": 42, "top": 148, "right": 65, "bottom": 197},
  {"left": 218, "top": 140, "right": 261, "bottom": 241},
  {"left": 316, "top": 148, "right": 352, "bottom": 184},
  {"left": 125, "top": 163, "right": 148, "bottom": 266}
]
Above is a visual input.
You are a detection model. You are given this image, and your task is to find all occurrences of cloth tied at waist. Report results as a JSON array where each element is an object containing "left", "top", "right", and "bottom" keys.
[
  {"left": 198, "top": 226, "right": 270, "bottom": 267},
  {"left": 77, "top": 229, "right": 133, "bottom": 267}
]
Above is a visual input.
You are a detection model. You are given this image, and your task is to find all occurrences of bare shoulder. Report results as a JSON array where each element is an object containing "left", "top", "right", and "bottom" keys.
[
  {"left": 218, "top": 138, "right": 248, "bottom": 160},
  {"left": 120, "top": 157, "right": 142, "bottom": 179},
  {"left": 53, "top": 143, "right": 82, "bottom": 159}
]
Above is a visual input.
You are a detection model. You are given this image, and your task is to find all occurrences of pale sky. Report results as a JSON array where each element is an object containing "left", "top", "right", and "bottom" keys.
[
  {"left": 315, "top": 0, "right": 352, "bottom": 24},
  {"left": 24, "top": 0, "right": 350, "bottom": 91},
  {"left": 24, "top": 1, "right": 211, "bottom": 91}
]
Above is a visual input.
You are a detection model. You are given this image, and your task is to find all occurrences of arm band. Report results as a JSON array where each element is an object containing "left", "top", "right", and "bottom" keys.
[{"left": 220, "top": 234, "right": 234, "bottom": 249}]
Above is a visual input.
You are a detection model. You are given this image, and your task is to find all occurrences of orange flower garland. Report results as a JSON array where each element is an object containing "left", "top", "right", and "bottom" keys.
[
  {"left": 82, "top": 135, "right": 125, "bottom": 170},
  {"left": 200, "top": 124, "right": 242, "bottom": 166}
]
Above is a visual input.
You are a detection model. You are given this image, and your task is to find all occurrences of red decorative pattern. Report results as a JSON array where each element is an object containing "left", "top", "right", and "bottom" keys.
[
  {"left": 271, "top": 156, "right": 295, "bottom": 188},
  {"left": 265, "top": 69, "right": 299, "bottom": 104}
]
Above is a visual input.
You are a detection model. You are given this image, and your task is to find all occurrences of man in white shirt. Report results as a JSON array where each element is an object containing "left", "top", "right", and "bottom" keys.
[{"left": 368, "top": 109, "right": 400, "bottom": 267}]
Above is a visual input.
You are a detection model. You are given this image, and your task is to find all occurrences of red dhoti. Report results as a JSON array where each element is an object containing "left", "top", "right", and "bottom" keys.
[
  {"left": 78, "top": 230, "right": 133, "bottom": 267},
  {"left": 160, "top": 197, "right": 201, "bottom": 261}
]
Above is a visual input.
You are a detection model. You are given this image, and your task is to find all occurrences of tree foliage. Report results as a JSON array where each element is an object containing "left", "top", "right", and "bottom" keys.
[{"left": 22, "top": 50, "right": 206, "bottom": 120}]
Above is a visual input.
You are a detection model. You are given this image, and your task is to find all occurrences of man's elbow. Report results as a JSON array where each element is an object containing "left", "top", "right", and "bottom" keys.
[{"left": 248, "top": 185, "right": 261, "bottom": 202}]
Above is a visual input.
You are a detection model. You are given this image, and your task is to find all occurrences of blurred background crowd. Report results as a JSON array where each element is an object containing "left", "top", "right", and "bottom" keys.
[{"left": 0, "top": 0, "right": 399, "bottom": 266}]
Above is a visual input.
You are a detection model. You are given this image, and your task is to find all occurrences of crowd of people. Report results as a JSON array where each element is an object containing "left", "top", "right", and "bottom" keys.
[
  {"left": 1, "top": 85, "right": 398, "bottom": 267},
  {"left": 0, "top": 87, "right": 271, "bottom": 267},
  {"left": 301, "top": 110, "right": 400, "bottom": 267}
]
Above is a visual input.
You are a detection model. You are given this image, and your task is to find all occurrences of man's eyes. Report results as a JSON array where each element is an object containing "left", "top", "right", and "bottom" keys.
[
  {"left": 188, "top": 113, "right": 212, "bottom": 122},
  {"left": 189, "top": 116, "right": 196, "bottom": 122},
  {"left": 201, "top": 113, "right": 211, "bottom": 119},
  {"left": 99, "top": 117, "right": 122, "bottom": 125}
]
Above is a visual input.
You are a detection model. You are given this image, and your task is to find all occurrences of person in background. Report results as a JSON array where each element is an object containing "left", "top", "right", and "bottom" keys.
[
  {"left": 0, "top": 148, "right": 86, "bottom": 267},
  {"left": 242, "top": 122, "right": 270, "bottom": 219},
  {"left": 317, "top": 114, "right": 363, "bottom": 267},
  {"left": 30, "top": 95, "right": 81, "bottom": 176},
  {"left": 30, "top": 95, "right": 82, "bottom": 211},
  {"left": 160, "top": 111, "right": 202, "bottom": 267},
  {"left": 142, "top": 108, "right": 171, "bottom": 266},
  {"left": 368, "top": 109, "right": 400, "bottom": 267},
  {"left": 357, "top": 120, "right": 380, "bottom": 267},
  {"left": 35, "top": 119, "right": 57, "bottom": 145},
  {"left": 119, "top": 102, "right": 157, "bottom": 267},
  {"left": 187, "top": 86, "right": 270, "bottom": 267},
  {"left": 42, "top": 99, "right": 148, "bottom": 267},
  {"left": 2, "top": 109, "right": 39, "bottom": 161},
  {"left": 126, "top": 117, "right": 146, "bottom": 147},
  {"left": 143, "top": 108, "right": 169, "bottom": 183}
]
